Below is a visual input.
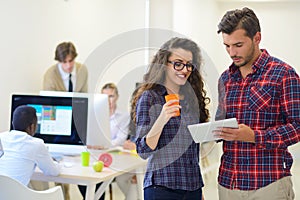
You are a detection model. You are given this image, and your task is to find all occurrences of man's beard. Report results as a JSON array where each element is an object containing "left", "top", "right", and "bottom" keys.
[{"left": 233, "top": 43, "right": 255, "bottom": 68}]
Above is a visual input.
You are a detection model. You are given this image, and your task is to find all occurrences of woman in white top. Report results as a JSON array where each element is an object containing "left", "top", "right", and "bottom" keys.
[
  {"left": 101, "top": 83, "right": 130, "bottom": 146},
  {"left": 102, "top": 83, "right": 138, "bottom": 200}
]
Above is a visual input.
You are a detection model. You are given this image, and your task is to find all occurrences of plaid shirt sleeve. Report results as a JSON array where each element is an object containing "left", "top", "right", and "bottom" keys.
[{"left": 135, "top": 90, "right": 159, "bottom": 159}]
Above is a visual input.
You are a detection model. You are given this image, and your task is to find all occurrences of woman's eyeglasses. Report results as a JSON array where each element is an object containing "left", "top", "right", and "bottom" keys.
[{"left": 167, "top": 61, "right": 196, "bottom": 72}]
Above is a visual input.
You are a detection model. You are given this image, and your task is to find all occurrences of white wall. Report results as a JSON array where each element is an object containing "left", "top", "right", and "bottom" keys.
[
  {"left": 0, "top": 0, "right": 146, "bottom": 131},
  {"left": 172, "top": 0, "right": 221, "bottom": 119},
  {"left": 216, "top": 1, "right": 300, "bottom": 73},
  {"left": 1, "top": 0, "right": 300, "bottom": 131}
]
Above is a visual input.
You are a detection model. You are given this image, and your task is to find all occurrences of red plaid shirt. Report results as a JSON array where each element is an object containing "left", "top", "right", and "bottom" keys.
[{"left": 216, "top": 49, "right": 300, "bottom": 190}]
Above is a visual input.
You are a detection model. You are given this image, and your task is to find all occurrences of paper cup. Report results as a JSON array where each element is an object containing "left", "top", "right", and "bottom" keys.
[
  {"left": 165, "top": 94, "right": 180, "bottom": 116},
  {"left": 81, "top": 151, "right": 90, "bottom": 167}
]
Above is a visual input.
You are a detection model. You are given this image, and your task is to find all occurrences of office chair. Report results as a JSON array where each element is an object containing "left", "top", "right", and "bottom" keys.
[{"left": 0, "top": 175, "right": 64, "bottom": 200}]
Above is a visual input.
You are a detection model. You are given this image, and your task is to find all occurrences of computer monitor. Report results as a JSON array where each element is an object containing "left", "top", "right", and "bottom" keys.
[
  {"left": 10, "top": 94, "right": 88, "bottom": 155},
  {"left": 39, "top": 91, "right": 112, "bottom": 149}
]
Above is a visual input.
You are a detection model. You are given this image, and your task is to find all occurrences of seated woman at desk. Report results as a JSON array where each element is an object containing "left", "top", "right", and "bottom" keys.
[
  {"left": 102, "top": 83, "right": 139, "bottom": 200},
  {"left": 101, "top": 82, "right": 130, "bottom": 147},
  {"left": 79, "top": 83, "right": 138, "bottom": 200}
]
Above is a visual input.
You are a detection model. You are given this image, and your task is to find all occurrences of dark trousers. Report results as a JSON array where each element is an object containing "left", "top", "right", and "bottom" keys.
[
  {"left": 78, "top": 183, "right": 105, "bottom": 200},
  {"left": 144, "top": 185, "right": 202, "bottom": 200}
]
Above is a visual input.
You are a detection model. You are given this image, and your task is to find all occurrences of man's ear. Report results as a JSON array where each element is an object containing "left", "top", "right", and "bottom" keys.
[
  {"left": 253, "top": 32, "right": 261, "bottom": 44},
  {"left": 26, "top": 124, "right": 36, "bottom": 136}
]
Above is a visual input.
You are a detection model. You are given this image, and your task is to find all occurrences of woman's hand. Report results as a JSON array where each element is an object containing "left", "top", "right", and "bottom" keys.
[
  {"left": 157, "top": 99, "right": 181, "bottom": 126},
  {"left": 145, "top": 99, "right": 181, "bottom": 150},
  {"left": 123, "top": 140, "right": 136, "bottom": 150}
]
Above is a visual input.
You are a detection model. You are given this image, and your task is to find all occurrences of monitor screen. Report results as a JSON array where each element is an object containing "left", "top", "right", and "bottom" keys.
[
  {"left": 10, "top": 94, "right": 88, "bottom": 146},
  {"left": 39, "top": 91, "right": 112, "bottom": 149},
  {"left": 84, "top": 93, "right": 111, "bottom": 148}
]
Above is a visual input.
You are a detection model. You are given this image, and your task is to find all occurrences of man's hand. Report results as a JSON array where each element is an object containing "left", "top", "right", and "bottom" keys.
[{"left": 214, "top": 124, "right": 255, "bottom": 143}]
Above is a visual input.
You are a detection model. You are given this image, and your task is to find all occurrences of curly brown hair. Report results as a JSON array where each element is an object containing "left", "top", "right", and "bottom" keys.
[{"left": 131, "top": 37, "right": 210, "bottom": 124}]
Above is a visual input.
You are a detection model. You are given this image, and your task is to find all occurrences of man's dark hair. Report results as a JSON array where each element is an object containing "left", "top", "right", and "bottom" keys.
[
  {"left": 217, "top": 7, "right": 261, "bottom": 39},
  {"left": 54, "top": 42, "right": 78, "bottom": 62},
  {"left": 12, "top": 105, "right": 37, "bottom": 132}
]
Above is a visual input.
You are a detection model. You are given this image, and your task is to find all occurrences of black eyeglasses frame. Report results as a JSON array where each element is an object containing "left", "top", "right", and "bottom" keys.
[{"left": 167, "top": 61, "right": 196, "bottom": 72}]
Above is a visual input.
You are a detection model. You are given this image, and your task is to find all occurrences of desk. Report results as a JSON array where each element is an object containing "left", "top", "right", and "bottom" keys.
[{"left": 31, "top": 152, "right": 147, "bottom": 200}]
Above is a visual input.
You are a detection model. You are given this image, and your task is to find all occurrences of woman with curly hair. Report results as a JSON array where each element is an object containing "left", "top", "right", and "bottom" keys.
[{"left": 131, "top": 37, "right": 210, "bottom": 200}]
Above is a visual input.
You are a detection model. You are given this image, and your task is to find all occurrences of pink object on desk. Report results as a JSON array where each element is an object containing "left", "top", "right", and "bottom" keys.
[{"left": 98, "top": 153, "right": 113, "bottom": 167}]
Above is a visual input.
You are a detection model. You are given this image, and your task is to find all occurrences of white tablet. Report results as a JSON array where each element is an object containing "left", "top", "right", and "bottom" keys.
[{"left": 188, "top": 118, "right": 238, "bottom": 143}]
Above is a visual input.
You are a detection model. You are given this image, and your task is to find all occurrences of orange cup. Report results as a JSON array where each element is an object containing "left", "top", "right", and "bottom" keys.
[{"left": 165, "top": 94, "right": 180, "bottom": 116}]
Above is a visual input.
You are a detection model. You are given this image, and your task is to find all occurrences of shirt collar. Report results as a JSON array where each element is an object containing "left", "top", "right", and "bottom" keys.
[
  {"left": 9, "top": 130, "right": 28, "bottom": 136},
  {"left": 253, "top": 49, "right": 270, "bottom": 71},
  {"left": 57, "top": 63, "right": 76, "bottom": 80},
  {"left": 110, "top": 108, "right": 121, "bottom": 118},
  {"left": 155, "top": 84, "right": 168, "bottom": 96},
  {"left": 113, "top": 108, "right": 122, "bottom": 115}
]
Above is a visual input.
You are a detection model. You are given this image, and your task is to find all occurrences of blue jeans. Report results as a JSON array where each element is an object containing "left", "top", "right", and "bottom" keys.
[{"left": 144, "top": 185, "right": 202, "bottom": 200}]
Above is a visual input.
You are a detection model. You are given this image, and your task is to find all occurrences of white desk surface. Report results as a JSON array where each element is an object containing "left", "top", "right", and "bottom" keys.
[{"left": 31, "top": 151, "right": 147, "bottom": 200}]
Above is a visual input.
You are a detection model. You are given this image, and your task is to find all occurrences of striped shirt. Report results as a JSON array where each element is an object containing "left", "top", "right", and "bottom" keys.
[
  {"left": 135, "top": 85, "right": 204, "bottom": 191},
  {"left": 216, "top": 49, "right": 300, "bottom": 190}
]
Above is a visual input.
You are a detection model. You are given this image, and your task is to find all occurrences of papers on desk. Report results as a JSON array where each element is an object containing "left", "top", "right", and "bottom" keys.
[
  {"left": 87, "top": 146, "right": 131, "bottom": 154},
  {"left": 106, "top": 146, "right": 125, "bottom": 153},
  {"left": 188, "top": 118, "right": 238, "bottom": 143},
  {"left": 105, "top": 146, "right": 138, "bottom": 156}
]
